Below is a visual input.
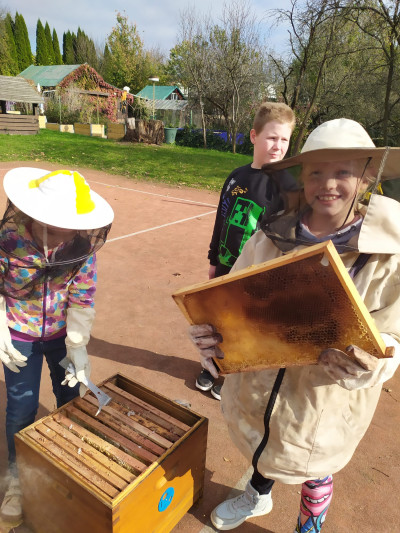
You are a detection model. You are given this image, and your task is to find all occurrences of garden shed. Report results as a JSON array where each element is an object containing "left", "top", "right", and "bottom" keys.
[
  {"left": 19, "top": 64, "right": 134, "bottom": 124},
  {"left": 136, "top": 85, "right": 188, "bottom": 126},
  {"left": 18, "top": 64, "right": 83, "bottom": 91},
  {"left": 0, "top": 75, "right": 44, "bottom": 135}
]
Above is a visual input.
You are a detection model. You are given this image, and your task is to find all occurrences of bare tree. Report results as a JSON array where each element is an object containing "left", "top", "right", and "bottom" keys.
[
  {"left": 269, "top": 0, "right": 358, "bottom": 153},
  {"left": 339, "top": 0, "right": 400, "bottom": 144},
  {"left": 173, "top": 7, "right": 212, "bottom": 148},
  {"left": 170, "top": 0, "right": 267, "bottom": 152},
  {"left": 206, "top": 0, "right": 266, "bottom": 152}
]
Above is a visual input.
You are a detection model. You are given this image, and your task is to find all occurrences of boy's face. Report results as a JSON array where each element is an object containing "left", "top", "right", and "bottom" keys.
[
  {"left": 250, "top": 120, "right": 292, "bottom": 168},
  {"left": 302, "top": 160, "right": 367, "bottom": 222}
]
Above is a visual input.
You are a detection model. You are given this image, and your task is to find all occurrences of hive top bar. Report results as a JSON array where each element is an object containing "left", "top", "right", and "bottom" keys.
[{"left": 173, "top": 241, "right": 390, "bottom": 374}]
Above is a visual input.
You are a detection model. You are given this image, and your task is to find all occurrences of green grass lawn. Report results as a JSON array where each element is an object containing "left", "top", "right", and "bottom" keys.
[{"left": 0, "top": 129, "right": 252, "bottom": 191}]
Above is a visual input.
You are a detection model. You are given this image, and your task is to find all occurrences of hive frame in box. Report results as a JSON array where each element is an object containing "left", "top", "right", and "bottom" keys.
[
  {"left": 173, "top": 240, "right": 392, "bottom": 374},
  {"left": 15, "top": 373, "right": 208, "bottom": 533}
]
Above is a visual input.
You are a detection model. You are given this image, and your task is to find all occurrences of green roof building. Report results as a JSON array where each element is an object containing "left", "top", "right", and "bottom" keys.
[
  {"left": 18, "top": 64, "right": 83, "bottom": 89},
  {"left": 136, "top": 85, "right": 185, "bottom": 101}
]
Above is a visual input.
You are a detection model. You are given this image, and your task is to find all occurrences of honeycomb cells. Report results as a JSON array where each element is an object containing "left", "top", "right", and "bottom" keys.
[{"left": 183, "top": 251, "right": 381, "bottom": 373}]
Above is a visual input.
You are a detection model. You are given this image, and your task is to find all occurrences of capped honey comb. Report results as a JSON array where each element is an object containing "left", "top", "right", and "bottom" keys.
[{"left": 173, "top": 241, "right": 391, "bottom": 373}]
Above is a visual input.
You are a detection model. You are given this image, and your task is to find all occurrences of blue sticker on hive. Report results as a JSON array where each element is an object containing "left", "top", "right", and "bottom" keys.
[{"left": 158, "top": 487, "right": 175, "bottom": 512}]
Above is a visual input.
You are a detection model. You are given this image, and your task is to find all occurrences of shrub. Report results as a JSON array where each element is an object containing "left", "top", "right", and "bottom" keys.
[
  {"left": 175, "top": 126, "right": 253, "bottom": 155},
  {"left": 236, "top": 132, "right": 253, "bottom": 155},
  {"left": 44, "top": 97, "right": 80, "bottom": 124},
  {"left": 175, "top": 126, "right": 231, "bottom": 151}
]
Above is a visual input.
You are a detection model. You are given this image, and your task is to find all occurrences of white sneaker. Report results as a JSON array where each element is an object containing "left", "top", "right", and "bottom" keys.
[
  {"left": 211, "top": 481, "right": 273, "bottom": 530},
  {"left": 0, "top": 476, "right": 22, "bottom": 522}
]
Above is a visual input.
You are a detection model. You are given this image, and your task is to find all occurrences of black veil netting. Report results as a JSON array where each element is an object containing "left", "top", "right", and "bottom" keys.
[{"left": 0, "top": 201, "right": 111, "bottom": 299}]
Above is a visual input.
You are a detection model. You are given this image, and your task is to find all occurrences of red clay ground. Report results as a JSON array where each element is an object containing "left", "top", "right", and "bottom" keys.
[{"left": 0, "top": 162, "right": 399, "bottom": 533}]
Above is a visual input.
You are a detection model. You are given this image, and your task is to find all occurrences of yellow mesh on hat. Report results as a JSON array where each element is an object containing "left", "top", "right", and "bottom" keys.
[{"left": 28, "top": 169, "right": 95, "bottom": 215}]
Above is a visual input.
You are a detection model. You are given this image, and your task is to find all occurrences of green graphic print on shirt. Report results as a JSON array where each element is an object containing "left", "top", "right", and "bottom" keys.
[{"left": 218, "top": 196, "right": 264, "bottom": 267}]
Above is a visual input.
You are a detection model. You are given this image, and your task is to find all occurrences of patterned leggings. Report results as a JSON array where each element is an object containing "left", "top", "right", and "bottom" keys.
[
  {"left": 295, "top": 475, "right": 333, "bottom": 533},
  {"left": 251, "top": 470, "right": 333, "bottom": 532}
]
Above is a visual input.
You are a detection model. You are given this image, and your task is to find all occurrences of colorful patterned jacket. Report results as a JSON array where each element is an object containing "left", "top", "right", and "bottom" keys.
[{"left": 0, "top": 225, "right": 96, "bottom": 340}]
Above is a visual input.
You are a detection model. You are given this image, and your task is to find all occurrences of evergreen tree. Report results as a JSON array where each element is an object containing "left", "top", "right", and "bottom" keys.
[
  {"left": 99, "top": 43, "right": 112, "bottom": 82},
  {"left": 35, "top": 19, "right": 48, "bottom": 65},
  {"left": 0, "top": 14, "right": 19, "bottom": 75},
  {"left": 14, "top": 12, "right": 32, "bottom": 70},
  {"left": 0, "top": 16, "right": 11, "bottom": 75},
  {"left": 52, "top": 29, "right": 62, "bottom": 64},
  {"left": 44, "top": 22, "right": 55, "bottom": 64},
  {"left": 72, "top": 27, "right": 98, "bottom": 68},
  {"left": 63, "top": 31, "right": 75, "bottom": 64}
]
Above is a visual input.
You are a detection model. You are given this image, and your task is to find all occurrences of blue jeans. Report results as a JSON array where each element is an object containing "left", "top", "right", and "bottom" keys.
[{"left": 3, "top": 336, "right": 79, "bottom": 473}]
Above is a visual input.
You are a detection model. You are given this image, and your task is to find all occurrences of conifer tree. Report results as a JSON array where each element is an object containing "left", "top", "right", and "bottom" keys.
[
  {"left": 52, "top": 28, "right": 62, "bottom": 64},
  {"left": 71, "top": 27, "right": 99, "bottom": 68},
  {"left": 63, "top": 31, "right": 75, "bottom": 64},
  {"left": 99, "top": 43, "right": 112, "bottom": 82},
  {"left": 0, "top": 16, "right": 11, "bottom": 75},
  {"left": 44, "top": 22, "right": 55, "bottom": 64},
  {"left": 0, "top": 14, "right": 19, "bottom": 75},
  {"left": 14, "top": 12, "right": 32, "bottom": 70},
  {"left": 35, "top": 19, "right": 48, "bottom": 65}
]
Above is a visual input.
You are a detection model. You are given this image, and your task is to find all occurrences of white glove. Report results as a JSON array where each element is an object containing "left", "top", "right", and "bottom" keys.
[
  {"left": 61, "top": 345, "right": 91, "bottom": 397},
  {"left": 0, "top": 295, "right": 27, "bottom": 373},
  {"left": 188, "top": 324, "right": 224, "bottom": 379},
  {"left": 318, "top": 345, "right": 378, "bottom": 387},
  {"left": 62, "top": 307, "right": 95, "bottom": 396}
]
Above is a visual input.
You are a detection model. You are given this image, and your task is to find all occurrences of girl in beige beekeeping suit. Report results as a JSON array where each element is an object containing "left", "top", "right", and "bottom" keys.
[
  {"left": 0, "top": 168, "right": 113, "bottom": 524},
  {"left": 189, "top": 119, "right": 400, "bottom": 532}
]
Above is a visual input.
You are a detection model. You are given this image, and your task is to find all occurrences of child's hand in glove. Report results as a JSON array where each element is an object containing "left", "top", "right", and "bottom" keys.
[
  {"left": 188, "top": 324, "right": 224, "bottom": 379},
  {"left": 0, "top": 295, "right": 27, "bottom": 372},
  {"left": 318, "top": 345, "right": 378, "bottom": 382},
  {"left": 61, "top": 346, "right": 91, "bottom": 397}
]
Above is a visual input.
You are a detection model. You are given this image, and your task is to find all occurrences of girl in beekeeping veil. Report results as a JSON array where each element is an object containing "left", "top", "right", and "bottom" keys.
[
  {"left": 189, "top": 119, "right": 400, "bottom": 532},
  {"left": 0, "top": 168, "right": 113, "bottom": 524}
]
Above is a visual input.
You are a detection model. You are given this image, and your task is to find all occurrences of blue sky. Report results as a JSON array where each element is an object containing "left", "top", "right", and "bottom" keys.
[{"left": 5, "top": 0, "right": 292, "bottom": 57}]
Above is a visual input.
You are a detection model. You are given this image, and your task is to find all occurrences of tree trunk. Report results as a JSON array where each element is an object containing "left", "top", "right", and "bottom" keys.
[{"left": 124, "top": 119, "right": 164, "bottom": 145}]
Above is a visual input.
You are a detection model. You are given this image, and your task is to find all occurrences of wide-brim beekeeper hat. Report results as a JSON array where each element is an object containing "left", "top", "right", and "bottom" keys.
[
  {"left": 263, "top": 118, "right": 400, "bottom": 199},
  {"left": 3, "top": 167, "right": 114, "bottom": 230}
]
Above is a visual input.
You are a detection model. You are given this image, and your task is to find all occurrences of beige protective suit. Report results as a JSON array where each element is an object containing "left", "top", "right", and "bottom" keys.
[{"left": 221, "top": 195, "right": 400, "bottom": 484}]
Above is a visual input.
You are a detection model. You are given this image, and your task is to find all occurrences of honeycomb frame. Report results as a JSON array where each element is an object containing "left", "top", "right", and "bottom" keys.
[{"left": 173, "top": 241, "right": 390, "bottom": 374}]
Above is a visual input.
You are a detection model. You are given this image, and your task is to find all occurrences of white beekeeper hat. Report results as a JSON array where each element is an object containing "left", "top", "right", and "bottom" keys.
[
  {"left": 3, "top": 167, "right": 114, "bottom": 230},
  {"left": 263, "top": 118, "right": 400, "bottom": 181}
]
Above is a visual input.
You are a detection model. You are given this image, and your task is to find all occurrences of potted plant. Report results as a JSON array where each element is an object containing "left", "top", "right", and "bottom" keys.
[{"left": 164, "top": 122, "right": 179, "bottom": 144}]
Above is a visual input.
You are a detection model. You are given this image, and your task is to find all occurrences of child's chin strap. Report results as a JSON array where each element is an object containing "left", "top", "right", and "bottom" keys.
[
  {"left": 336, "top": 156, "right": 372, "bottom": 232},
  {"left": 42, "top": 225, "right": 49, "bottom": 263},
  {"left": 371, "top": 146, "right": 390, "bottom": 195}
]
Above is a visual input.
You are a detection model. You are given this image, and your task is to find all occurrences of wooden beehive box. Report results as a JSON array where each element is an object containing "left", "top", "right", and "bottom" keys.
[
  {"left": 15, "top": 373, "right": 208, "bottom": 533},
  {"left": 173, "top": 240, "right": 392, "bottom": 373}
]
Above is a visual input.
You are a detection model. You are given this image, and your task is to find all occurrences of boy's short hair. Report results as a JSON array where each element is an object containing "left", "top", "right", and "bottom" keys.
[{"left": 253, "top": 101, "right": 295, "bottom": 134}]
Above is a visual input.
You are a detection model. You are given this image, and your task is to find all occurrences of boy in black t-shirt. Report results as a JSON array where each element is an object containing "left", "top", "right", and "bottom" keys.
[{"left": 196, "top": 102, "right": 297, "bottom": 399}]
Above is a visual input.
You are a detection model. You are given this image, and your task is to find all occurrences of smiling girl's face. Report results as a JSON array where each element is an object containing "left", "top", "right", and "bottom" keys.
[{"left": 301, "top": 159, "right": 369, "bottom": 236}]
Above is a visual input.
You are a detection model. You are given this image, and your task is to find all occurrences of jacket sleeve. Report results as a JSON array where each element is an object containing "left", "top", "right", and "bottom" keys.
[
  {"left": 68, "top": 253, "right": 97, "bottom": 308},
  {"left": 208, "top": 201, "right": 224, "bottom": 266},
  {"left": 338, "top": 254, "right": 400, "bottom": 390},
  {"left": 207, "top": 174, "right": 232, "bottom": 266},
  {"left": 337, "top": 334, "right": 400, "bottom": 390}
]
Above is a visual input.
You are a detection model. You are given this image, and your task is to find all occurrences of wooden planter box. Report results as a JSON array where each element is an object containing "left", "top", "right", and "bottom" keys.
[
  {"left": 15, "top": 373, "right": 208, "bottom": 533},
  {"left": 74, "top": 123, "right": 91, "bottom": 136},
  {"left": 45, "top": 122, "right": 59, "bottom": 131},
  {"left": 59, "top": 124, "right": 74, "bottom": 133},
  {"left": 107, "top": 123, "right": 126, "bottom": 140},
  {"left": 90, "top": 124, "right": 106, "bottom": 138}
]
